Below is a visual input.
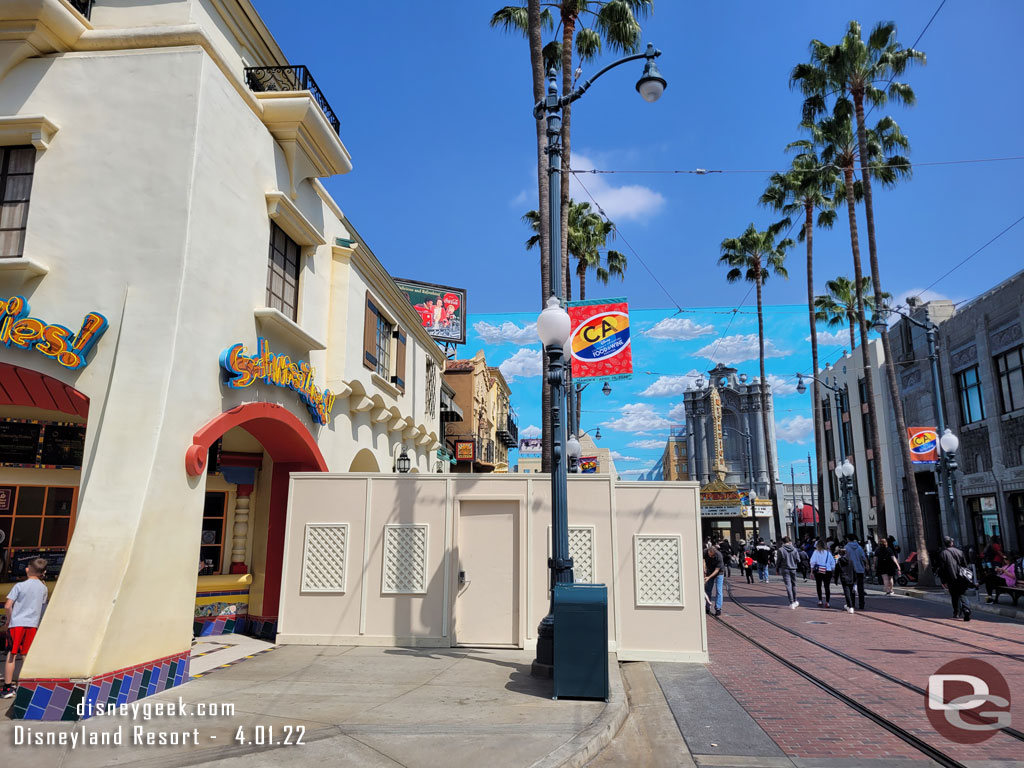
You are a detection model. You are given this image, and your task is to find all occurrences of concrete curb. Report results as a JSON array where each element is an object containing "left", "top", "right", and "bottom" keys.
[
  {"left": 865, "top": 585, "right": 1023, "bottom": 621},
  {"left": 529, "top": 654, "right": 629, "bottom": 768}
]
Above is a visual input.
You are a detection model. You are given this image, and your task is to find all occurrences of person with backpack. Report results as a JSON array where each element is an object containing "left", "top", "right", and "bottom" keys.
[
  {"left": 754, "top": 538, "right": 772, "bottom": 583},
  {"left": 809, "top": 539, "right": 836, "bottom": 608},
  {"left": 938, "top": 536, "right": 972, "bottom": 621},
  {"left": 836, "top": 546, "right": 857, "bottom": 613},
  {"left": 718, "top": 537, "right": 734, "bottom": 579}
]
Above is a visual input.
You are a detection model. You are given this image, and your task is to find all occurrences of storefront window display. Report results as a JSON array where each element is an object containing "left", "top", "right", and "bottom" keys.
[
  {"left": 966, "top": 495, "right": 1001, "bottom": 553},
  {"left": 0, "top": 485, "right": 76, "bottom": 580},
  {"left": 199, "top": 491, "right": 227, "bottom": 574}
]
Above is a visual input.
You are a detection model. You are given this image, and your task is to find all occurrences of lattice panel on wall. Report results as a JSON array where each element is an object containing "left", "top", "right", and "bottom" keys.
[
  {"left": 546, "top": 526, "right": 595, "bottom": 583},
  {"left": 634, "top": 534, "right": 683, "bottom": 607},
  {"left": 382, "top": 524, "right": 428, "bottom": 594},
  {"left": 301, "top": 524, "right": 348, "bottom": 592}
]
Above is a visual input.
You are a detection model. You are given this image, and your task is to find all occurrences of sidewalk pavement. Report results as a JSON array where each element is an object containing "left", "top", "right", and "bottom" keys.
[
  {"left": 863, "top": 582, "right": 1024, "bottom": 621},
  {"left": 2, "top": 645, "right": 626, "bottom": 768}
]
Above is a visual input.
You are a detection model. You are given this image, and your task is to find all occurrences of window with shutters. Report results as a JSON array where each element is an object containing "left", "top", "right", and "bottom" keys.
[
  {"left": 266, "top": 222, "right": 301, "bottom": 321},
  {"left": 0, "top": 146, "right": 35, "bottom": 259},
  {"left": 362, "top": 291, "right": 407, "bottom": 394}
]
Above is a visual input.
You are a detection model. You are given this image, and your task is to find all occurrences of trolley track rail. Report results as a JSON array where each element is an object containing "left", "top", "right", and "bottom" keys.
[
  {"left": 723, "top": 581, "right": 1024, "bottom": 746},
  {"left": 739, "top": 581, "right": 1024, "bottom": 661}
]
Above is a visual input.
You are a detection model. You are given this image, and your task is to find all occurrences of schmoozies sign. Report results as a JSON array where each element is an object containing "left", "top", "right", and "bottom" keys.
[
  {"left": 220, "top": 338, "right": 336, "bottom": 425},
  {"left": 1, "top": 295, "right": 108, "bottom": 370}
]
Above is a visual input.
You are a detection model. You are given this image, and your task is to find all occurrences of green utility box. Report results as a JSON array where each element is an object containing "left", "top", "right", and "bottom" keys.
[{"left": 553, "top": 583, "right": 609, "bottom": 700}]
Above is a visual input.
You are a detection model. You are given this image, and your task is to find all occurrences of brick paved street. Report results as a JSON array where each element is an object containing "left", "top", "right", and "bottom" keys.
[{"left": 704, "top": 577, "right": 1024, "bottom": 764}]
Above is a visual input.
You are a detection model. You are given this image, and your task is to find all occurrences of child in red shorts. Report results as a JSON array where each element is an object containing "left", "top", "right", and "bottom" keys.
[{"left": 2, "top": 557, "right": 48, "bottom": 699}]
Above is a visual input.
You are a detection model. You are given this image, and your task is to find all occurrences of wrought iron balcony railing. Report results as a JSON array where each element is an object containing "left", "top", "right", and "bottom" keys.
[
  {"left": 244, "top": 65, "right": 341, "bottom": 135},
  {"left": 69, "top": 0, "right": 94, "bottom": 18},
  {"left": 495, "top": 410, "right": 518, "bottom": 447}
]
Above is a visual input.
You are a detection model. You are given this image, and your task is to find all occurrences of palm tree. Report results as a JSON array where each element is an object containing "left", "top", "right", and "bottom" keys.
[
  {"left": 814, "top": 276, "right": 889, "bottom": 351},
  {"left": 796, "top": 110, "right": 909, "bottom": 547},
  {"left": 491, "top": 1, "right": 554, "bottom": 470},
  {"left": 793, "top": 19, "right": 929, "bottom": 574},
  {"left": 492, "top": 1, "right": 650, "bottom": 299},
  {"left": 718, "top": 222, "right": 793, "bottom": 541},
  {"left": 761, "top": 151, "right": 836, "bottom": 540}
]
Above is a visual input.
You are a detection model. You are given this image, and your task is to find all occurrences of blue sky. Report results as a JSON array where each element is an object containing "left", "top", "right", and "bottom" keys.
[{"left": 251, "top": 1, "right": 1024, "bottom": 477}]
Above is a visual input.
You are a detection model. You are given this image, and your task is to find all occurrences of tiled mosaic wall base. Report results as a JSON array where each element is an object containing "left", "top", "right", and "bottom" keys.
[
  {"left": 193, "top": 615, "right": 242, "bottom": 637},
  {"left": 11, "top": 650, "right": 190, "bottom": 721},
  {"left": 244, "top": 615, "right": 277, "bottom": 640}
]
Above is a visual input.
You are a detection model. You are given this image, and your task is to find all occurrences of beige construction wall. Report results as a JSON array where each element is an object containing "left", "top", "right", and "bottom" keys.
[{"left": 278, "top": 474, "right": 705, "bottom": 662}]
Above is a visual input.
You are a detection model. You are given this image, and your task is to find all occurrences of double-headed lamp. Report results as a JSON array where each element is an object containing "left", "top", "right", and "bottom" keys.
[
  {"left": 537, "top": 296, "right": 571, "bottom": 347},
  {"left": 939, "top": 428, "right": 959, "bottom": 455},
  {"left": 835, "top": 459, "right": 854, "bottom": 479},
  {"left": 566, "top": 434, "right": 582, "bottom": 460}
]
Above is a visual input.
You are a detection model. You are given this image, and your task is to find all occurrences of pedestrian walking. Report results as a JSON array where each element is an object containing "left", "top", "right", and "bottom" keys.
[
  {"left": 754, "top": 538, "right": 772, "bottom": 583},
  {"left": 810, "top": 540, "right": 836, "bottom": 608},
  {"left": 744, "top": 551, "right": 755, "bottom": 584},
  {"left": 719, "top": 537, "right": 734, "bottom": 579},
  {"left": 937, "top": 536, "right": 972, "bottom": 621},
  {"left": 798, "top": 547, "right": 810, "bottom": 581},
  {"left": 982, "top": 535, "right": 1006, "bottom": 604},
  {"left": 777, "top": 537, "right": 801, "bottom": 609},
  {"left": 704, "top": 543, "right": 725, "bottom": 617},
  {"left": 875, "top": 538, "right": 901, "bottom": 595},
  {"left": 845, "top": 534, "right": 868, "bottom": 610},
  {"left": 3, "top": 557, "right": 48, "bottom": 699},
  {"left": 836, "top": 547, "right": 856, "bottom": 613}
]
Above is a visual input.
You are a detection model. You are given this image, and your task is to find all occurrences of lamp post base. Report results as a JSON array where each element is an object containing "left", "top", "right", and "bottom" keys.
[{"left": 532, "top": 613, "right": 554, "bottom": 678}]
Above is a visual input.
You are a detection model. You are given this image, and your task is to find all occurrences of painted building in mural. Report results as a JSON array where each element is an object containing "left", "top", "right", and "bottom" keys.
[
  {"left": 683, "top": 364, "right": 779, "bottom": 541},
  {"left": 0, "top": 0, "right": 447, "bottom": 720},
  {"left": 442, "top": 352, "right": 518, "bottom": 474}
]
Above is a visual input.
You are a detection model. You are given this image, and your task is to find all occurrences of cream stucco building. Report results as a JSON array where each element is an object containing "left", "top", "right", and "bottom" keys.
[{"left": 0, "top": 0, "right": 447, "bottom": 719}]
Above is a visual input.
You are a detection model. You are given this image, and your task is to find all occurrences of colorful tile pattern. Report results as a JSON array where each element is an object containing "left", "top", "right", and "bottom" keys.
[
  {"left": 193, "top": 587, "right": 249, "bottom": 637},
  {"left": 11, "top": 649, "right": 190, "bottom": 721},
  {"left": 193, "top": 615, "right": 239, "bottom": 636},
  {"left": 244, "top": 615, "right": 277, "bottom": 640}
]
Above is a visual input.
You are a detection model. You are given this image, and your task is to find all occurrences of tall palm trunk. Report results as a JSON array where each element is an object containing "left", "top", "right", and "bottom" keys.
[
  {"left": 559, "top": 9, "right": 575, "bottom": 302},
  {"left": 805, "top": 202, "right": 826, "bottom": 541},
  {"left": 756, "top": 266, "right": 783, "bottom": 540},
  {"left": 848, "top": 318, "right": 856, "bottom": 351},
  {"left": 528, "top": 0, "right": 553, "bottom": 473},
  {"left": 842, "top": 163, "right": 879, "bottom": 542},
  {"left": 853, "top": 91, "right": 929, "bottom": 578}
]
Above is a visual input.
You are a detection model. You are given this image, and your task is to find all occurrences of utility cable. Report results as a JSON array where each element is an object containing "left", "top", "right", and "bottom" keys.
[{"left": 567, "top": 156, "right": 1024, "bottom": 177}]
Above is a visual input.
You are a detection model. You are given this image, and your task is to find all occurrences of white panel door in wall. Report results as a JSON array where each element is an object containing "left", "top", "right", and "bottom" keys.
[{"left": 455, "top": 500, "right": 519, "bottom": 647}]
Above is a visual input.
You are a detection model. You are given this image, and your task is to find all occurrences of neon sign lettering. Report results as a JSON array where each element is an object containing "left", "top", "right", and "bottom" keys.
[
  {"left": 0, "top": 296, "right": 108, "bottom": 370},
  {"left": 220, "top": 338, "right": 336, "bottom": 426}
]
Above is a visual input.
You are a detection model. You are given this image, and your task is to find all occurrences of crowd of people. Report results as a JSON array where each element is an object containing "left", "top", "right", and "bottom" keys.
[{"left": 702, "top": 530, "right": 1021, "bottom": 622}]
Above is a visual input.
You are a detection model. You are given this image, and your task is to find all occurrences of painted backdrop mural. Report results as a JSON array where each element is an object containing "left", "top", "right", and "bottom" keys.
[{"left": 466, "top": 304, "right": 860, "bottom": 484}]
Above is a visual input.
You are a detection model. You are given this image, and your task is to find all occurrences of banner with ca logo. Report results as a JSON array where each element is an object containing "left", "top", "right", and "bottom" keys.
[
  {"left": 566, "top": 298, "right": 632, "bottom": 382},
  {"left": 907, "top": 426, "right": 938, "bottom": 463}
]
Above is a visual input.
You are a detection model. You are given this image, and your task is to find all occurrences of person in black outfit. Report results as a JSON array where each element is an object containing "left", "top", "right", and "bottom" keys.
[
  {"left": 938, "top": 536, "right": 972, "bottom": 621},
  {"left": 718, "top": 537, "right": 734, "bottom": 578}
]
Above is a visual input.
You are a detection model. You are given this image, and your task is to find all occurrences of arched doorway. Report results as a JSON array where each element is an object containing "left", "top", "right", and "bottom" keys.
[
  {"left": 186, "top": 403, "right": 328, "bottom": 636},
  {"left": 349, "top": 448, "right": 380, "bottom": 472}
]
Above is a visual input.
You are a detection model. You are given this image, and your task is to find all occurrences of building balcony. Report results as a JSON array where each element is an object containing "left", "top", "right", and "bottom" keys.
[
  {"left": 69, "top": 0, "right": 93, "bottom": 18},
  {"left": 244, "top": 65, "right": 340, "bottom": 134},
  {"left": 496, "top": 410, "right": 518, "bottom": 447}
]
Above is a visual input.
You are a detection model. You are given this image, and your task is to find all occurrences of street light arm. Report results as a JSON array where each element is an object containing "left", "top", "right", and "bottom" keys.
[
  {"left": 797, "top": 372, "right": 843, "bottom": 395},
  {"left": 532, "top": 44, "right": 661, "bottom": 115},
  {"left": 876, "top": 304, "right": 936, "bottom": 332}
]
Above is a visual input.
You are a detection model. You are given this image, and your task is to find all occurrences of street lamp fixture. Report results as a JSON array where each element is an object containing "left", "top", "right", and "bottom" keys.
[
  {"left": 532, "top": 45, "right": 665, "bottom": 676},
  {"left": 602, "top": 381, "right": 612, "bottom": 397}
]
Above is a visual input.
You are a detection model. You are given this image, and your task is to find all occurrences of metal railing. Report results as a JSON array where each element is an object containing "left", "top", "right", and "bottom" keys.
[
  {"left": 496, "top": 410, "right": 518, "bottom": 447},
  {"left": 69, "top": 0, "right": 94, "bottom": 18},
  {"left": 479, "top": 437, "right": 495, "bottom": 465},
  {"left": 243, "top": 65, "right": 341, "bottom": 135}
]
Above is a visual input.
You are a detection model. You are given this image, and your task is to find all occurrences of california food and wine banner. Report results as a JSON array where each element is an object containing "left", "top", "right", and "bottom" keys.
[
  {"left": 566, "top": 298, "right": 632, "bottom": 382},
  {"left": 907, "top": 426, "right": 938, "bottom": 463}
]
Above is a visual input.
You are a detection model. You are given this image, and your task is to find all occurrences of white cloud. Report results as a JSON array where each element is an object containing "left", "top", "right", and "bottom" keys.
[
  {"left": 639, "top": 370, "right": 702, "bottom": 397},
  {"left": 810, "top": 329, "right": 850, "bottom": 347},
  {"left": 474, "top": 320, "right": 538, "bottom": 346},
  {"left": 602, "top": 403, "right": 671, "bottom": 433},
  {"left": 520, "top": 424, "right": 541, "bottom": 438},
  {"left": 498, "top": 348, "right": 542, "bottom": 381},
  {"left": 643, "top": 317, "right": 715, "bottom": 341},
  {"left": 568, "top": 153, "right": 666, "bottom": 223},
  {"left": 510, "top": 189, "right": 529, "bottom": 207},
  {"left": 695, "top": 334, "right": 788, "bottom": 365},
  {"left": 766, "top": 374, "right": 802, "bottom": 396},
  {"left": 891, "top": 287, "right": 952, "bottom": 306},
  {"left": 628, "top": 439, "right": 666, "bottom": 450},
  {"left": 668, "top": 402, "right": 687, "bottom": 422},
  {"left": 776, "top": 415, "right": 813, "bottom": 444},
  {"left": 618, "top": 468, "right": 648, "bottom": 477},
  {"left": 610, "top": 451, "right": 641, "bottom": 463}
]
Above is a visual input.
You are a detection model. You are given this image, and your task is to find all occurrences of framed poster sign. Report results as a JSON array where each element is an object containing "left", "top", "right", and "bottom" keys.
[{"left": 454, "top": 440, "right": 475, "bottom": 462}]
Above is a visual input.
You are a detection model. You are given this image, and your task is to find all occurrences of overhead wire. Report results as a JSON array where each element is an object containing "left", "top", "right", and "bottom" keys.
[{"left": 567, "top": 155, "right": 1024, "bottom": 176}]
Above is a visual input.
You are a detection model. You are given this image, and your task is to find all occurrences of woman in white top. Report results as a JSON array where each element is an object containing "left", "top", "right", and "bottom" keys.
[{"left": 810, "top": 540, "right": 836, "bottom": 608}]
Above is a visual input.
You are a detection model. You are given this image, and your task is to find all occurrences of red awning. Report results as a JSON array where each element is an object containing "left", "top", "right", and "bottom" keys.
[{"left": 798, "top": 504, "right": 819, "bottom": 524}]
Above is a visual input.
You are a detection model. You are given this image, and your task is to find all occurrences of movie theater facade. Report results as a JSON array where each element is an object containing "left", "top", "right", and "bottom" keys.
[{"left": 0, "top": 0, "right": 446, "bottom": 719}]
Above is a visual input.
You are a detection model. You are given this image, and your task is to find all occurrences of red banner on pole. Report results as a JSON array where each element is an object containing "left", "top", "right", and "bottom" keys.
[
  {"left": 907, "top": 426, "right": 938, "bottom": 463},
  {"left": 566, "top": 298, "right": 632, "bottom": 382}
]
